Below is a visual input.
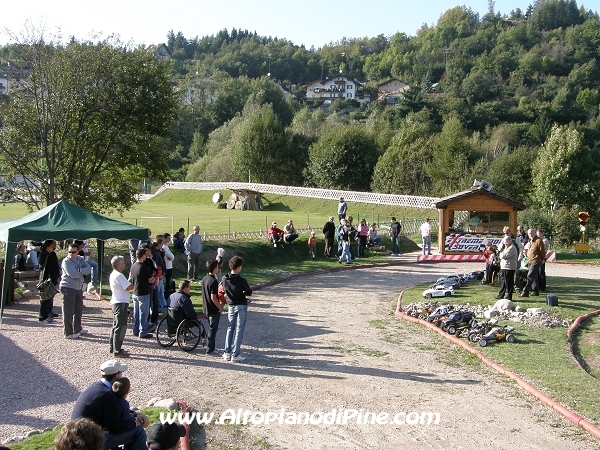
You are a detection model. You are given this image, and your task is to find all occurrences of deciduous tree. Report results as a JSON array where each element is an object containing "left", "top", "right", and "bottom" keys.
[
  {"left": 0, "top": 35, "right": 177, "bottom": 212},
  {"left": 306, "top": 125, "right": 378, "bottom": 191},
  {"left": 532, "top": 124, "right": 599, "bottom": 211}
]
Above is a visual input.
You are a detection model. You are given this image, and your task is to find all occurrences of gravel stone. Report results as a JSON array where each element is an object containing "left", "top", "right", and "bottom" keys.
[{"left": 0, "top": 255, "right": 597, "bottom": 449}]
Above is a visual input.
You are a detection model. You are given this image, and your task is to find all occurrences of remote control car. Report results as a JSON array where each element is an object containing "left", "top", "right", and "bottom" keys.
[
  {"left": 476, "top": 326, "right": 515, "bottom": 347},
  {"left": 422, "top": 285, "right": 455, "bottom": 299},
  {"left": 426, "top": 305, "right": 454, "bottom": 327},
  {"left": 441, "top": 310, "right": 475, "bottom": 336},
  {"left": 434, "top": 277, "right": 461, "bottom": 289},
  {"left": 468, "top": 319, "right": 498, "bottom": 342},
  {"left": 441, "top": 275, "right": 465, "bottom": 286},
  {"left": 406, "top": 302, "right": 439, "bottom": 319},
  {"left": 430, "top": 280, "right": 460, "bottom": 291}
]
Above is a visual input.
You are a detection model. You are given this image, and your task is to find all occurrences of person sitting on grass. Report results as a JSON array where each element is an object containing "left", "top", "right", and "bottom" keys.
[
  {"left": 146, "top": 422, "right": 186, "bottom": 450},
  {"left": 368, "top": 222, "right": 383, "bottom": 247},
  {"left": 112, "top": 377, "right": 132, "bottom": 423},
  {"left": 54, "top": 417, "right": 104, "bottom": 450},
  {"left": 173, "top": 227, "right": 186, "bottom": 251},
  {"left": 268, "top": 222, "right": 285, "bottom": 248},
  {"left": 71, "top": 360, "right": 149, "bottom": 450},
  {"left": 284, "top": 219, "right": 299, "bottom": 244}
]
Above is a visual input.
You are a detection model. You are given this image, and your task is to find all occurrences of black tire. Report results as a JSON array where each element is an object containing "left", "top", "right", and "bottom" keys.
[
  {"left": 425, "top": 293, "right": 432, "bottom": 299},
  {"left": 444, "top": 291, "right": 452, "bottom": 297},
  {"left": 479, "top": 339, "right": 487, "bottom": 347},
  {"left": 506, "top": 334, "right": 515, "bottom": 343},
  {"left": 177, "top": 320, "right": 204, "bottom": 352},
  {"left": 447, "top": 325, "right": 457, "bottom": 335},
  {"left": 156, "top": 317, "right": 176, "bottom": 348},
  {"left": 469, "top": 333, "right": 479, "bottom": 343}
]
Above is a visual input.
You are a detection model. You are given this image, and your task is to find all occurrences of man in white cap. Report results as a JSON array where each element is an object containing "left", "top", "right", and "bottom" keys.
[
  {"left": 267, "top": 222, "right": 284, "bottom": 248},
  {"left": 71, "top": 360, "right": 149, "bottom": 450},
  {"left": 146, "top": 422, "right": 186, "bottom": 450}
]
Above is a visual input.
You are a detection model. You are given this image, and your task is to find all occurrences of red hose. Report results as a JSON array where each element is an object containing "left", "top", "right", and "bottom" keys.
[{"left": 395, "top": 290, "right": 600, "bottom": 441}]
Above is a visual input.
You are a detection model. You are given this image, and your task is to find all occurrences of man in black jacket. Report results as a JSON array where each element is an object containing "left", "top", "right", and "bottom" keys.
[
  {"left": 221, "top": 256, "right": 252, "bottom": 363},
  {"left": 201, "top": 261, "right": 223, "bottom": 356},
  {"left": 322, "top": 216, "right": 336, "bottom": 258},
  {"left": 71, "top": 360, "right": 148, "bottom": 450}
]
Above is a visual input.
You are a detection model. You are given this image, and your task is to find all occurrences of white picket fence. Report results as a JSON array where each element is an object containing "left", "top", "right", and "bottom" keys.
[{"left": 151, "top": 181, "right": 440, "bottom": 209}]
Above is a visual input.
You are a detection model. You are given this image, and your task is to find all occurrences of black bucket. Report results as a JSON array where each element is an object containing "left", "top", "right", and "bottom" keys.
[{"left": 546, "top": 294, "right": 558, "bottom": 307}]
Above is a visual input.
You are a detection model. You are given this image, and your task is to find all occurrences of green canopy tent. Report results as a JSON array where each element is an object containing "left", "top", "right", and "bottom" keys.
[{"left": 0, "top": 200, "right": 148, "bottom": 321}]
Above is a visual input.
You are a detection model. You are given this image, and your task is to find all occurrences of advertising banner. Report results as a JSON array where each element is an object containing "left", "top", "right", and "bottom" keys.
[{"left": 444, "top": 233, "right": 503, "bottom": 253}]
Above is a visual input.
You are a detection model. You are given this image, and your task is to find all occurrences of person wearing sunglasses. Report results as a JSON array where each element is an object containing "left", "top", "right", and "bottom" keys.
[{"left": 60, "top": 243, "right": 92, "bottom": 339}]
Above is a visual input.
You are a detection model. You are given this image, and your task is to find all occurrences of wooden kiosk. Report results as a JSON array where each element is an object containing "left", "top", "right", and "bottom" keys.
[{"left": 435, "top": 186, "right": 526, "bottom": 255}]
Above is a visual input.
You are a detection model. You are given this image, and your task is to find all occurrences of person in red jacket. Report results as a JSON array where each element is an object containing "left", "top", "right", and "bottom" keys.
[{"left": 268, "top": 222, "right": 284, "bottom": 248}]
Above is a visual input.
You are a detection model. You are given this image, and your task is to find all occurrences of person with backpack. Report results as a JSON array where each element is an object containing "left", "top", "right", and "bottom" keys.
[{"left": 221, "top": 256, "right": 252, "bottom": 362}]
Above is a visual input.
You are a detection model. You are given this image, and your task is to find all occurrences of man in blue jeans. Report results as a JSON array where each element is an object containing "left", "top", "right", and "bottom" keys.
[
  {"left": 130, "top": 248, "right": 155, "bottom": 339},
  {"left": 221, "top": 256, "right": 252, "bottom": 362},
  {"left": 420, "top": 218, "right": 432, "bottom": 255},
  {"left": 72, "top": 360, "right": 149, "bottom": 450}
]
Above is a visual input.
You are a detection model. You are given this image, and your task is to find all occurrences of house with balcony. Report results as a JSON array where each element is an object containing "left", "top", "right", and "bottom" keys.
[
  {"left": 377, "top": 78, "right": 409, "bottom": 104},
  {"left": 305, "top": 74, "right": 363, "bottom": 101}
]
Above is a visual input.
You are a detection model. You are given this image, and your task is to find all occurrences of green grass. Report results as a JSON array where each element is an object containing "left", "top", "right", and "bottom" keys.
[
  {"left": 556, "top": 252, "right": 600, "bottom": 264},
  {"left": 10, "top": 428, "right": 61, "bottom": 450},
  {"left": 573, "top": 315, "right": 600, "bottom": 380},
  {"left": 0, "top": 202, "right": 30, "bottom": 220},
  {"left": 402, "top": 276, "right": 600, "bottom": 424},
  {"left": 0, "top": 190, "right": 435, "bottom": 234},
  {"left": 330, "top": 339, "right": 389, "bottom": 357},
  {"left": 10, "top": 408, "right": 167, "bottom": 450},
  {"left": 99, "top": 236, "right": 419, "bottom": 312}
]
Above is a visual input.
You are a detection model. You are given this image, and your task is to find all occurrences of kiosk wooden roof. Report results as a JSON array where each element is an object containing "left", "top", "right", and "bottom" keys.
[{"left": 434, "top": 187, "right": 527, "bottom": 255}]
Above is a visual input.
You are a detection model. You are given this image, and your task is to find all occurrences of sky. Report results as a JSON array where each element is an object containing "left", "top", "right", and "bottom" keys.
[{"left": 0, "top": 0, "right": 574, "bottom": 49}]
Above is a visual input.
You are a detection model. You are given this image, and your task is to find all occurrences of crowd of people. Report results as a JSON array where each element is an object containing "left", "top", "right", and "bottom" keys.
[
  {"left": 11, "top": 197, "right": 560, "bottom": 450},
  {"left": 482, "top": 225, "right": 551, "bottom": 301},
  {"left": 19, "top": 224, "right": 253, "bottom": 449},
  {"left": 266, "top": 200, "right": 435, "bottom": 263}
]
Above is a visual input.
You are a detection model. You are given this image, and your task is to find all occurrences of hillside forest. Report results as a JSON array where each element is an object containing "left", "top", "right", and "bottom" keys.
[{"left": 0, "top": 0, "right": 599, "bottom": 244}]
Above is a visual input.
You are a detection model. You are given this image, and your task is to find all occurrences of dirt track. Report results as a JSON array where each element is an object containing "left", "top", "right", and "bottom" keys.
[{"left": 0, "top": 256, "right": 599, "bottom": 449}]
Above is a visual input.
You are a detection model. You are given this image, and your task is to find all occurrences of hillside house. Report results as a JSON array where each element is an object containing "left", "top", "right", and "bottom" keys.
[
  {"left": 305, "top": 74, "right": 363, "bottom": 100},
  {"left": 377, "top": 79, "right": 409, "bottom": 104}
]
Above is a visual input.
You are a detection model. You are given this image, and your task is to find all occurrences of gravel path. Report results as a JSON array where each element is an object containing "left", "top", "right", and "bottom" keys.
[{"left": 0, "top": 255, "right": 598, "bottom": 449}]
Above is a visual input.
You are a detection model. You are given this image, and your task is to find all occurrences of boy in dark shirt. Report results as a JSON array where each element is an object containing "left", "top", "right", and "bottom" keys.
[
  {"left": 129, "top": 248, "right": 155, "bottom": 338},
  {"left": 202, "top": 260, "right": 223, "bottom": 356},
  {"left": 221, "top": 256, "right": 252, "bottom": 363}
]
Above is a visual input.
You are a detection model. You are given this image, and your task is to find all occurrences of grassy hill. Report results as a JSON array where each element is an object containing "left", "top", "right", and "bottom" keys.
[{"left": 111, "top": 189, "right": 437, "bottom": 236}]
